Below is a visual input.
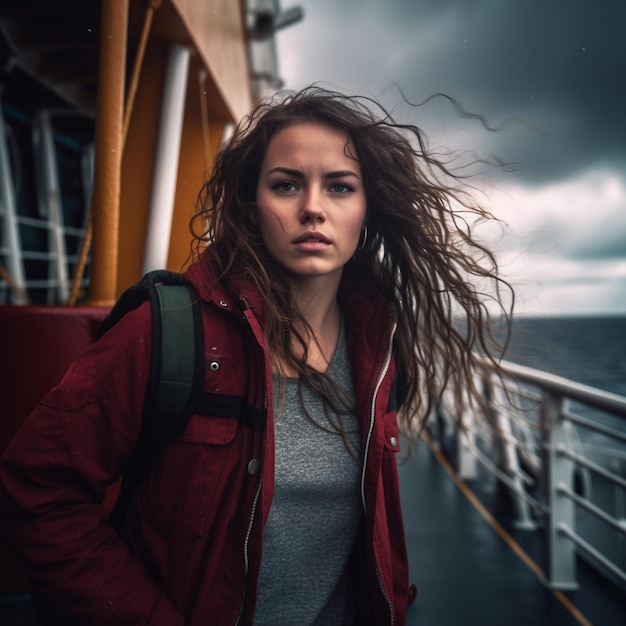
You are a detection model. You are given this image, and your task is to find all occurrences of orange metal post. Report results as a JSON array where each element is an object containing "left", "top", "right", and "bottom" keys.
[{"left": 88, "top": 0, "right": 129, "bottom": 306}]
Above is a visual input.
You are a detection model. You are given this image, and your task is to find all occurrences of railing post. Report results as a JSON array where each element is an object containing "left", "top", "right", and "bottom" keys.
[
  {"left": 491, "top": 380, "right": 536, "bottom": 530},
  {"left": 484, "top": 374, "right": 537, "bottom": 530},
  {"left": 0, "top": 98, "right": 28, "bottom": 304},
  {"left": 457, "top": 381, "right": 477, "bottom": 480},
  {"left": 498, "top": 413, "right": 537, "bottom": 529},
  {"left": 541, "top": 390, "right": 579, "bottom": 589},
  {"left": 33, "top": 112, "right": 69, "bottom": 304},
  {"left": 457, "top": 419, "right": 477, "bottom": 480}
]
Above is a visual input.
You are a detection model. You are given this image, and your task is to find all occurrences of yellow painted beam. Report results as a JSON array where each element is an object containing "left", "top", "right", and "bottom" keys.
[
  {"left": 170, "top": 0, "right": 252, "bottom": 121},
  {"left": 88, "top": 0, "right": 128, "bottom": 306}
]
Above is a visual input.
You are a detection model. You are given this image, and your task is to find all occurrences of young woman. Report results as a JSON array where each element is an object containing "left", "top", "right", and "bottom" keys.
[{"left": 0, "top": 86, "right": 511, "bottom": 625}]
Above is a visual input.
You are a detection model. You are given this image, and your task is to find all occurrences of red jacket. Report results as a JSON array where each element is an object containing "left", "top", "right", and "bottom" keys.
[{"left": 0, "top": 257, "right": 410, "bottom": 625}]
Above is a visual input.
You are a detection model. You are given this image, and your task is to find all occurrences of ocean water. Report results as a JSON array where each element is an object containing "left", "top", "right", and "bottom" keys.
[
  {"left": 498, "top": 315, "right": 626, "bottom": 398},
  {"left": 488, "top": 315, "right": 626, "bottom": 436}
]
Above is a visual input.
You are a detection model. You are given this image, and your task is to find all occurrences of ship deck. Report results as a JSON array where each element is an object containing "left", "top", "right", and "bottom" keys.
[
  {"left": 400, "top": 436, "right": 625, "bottom": 626},
  {"left": 1, "top": 437, "right": 624, "bottom": 625}
]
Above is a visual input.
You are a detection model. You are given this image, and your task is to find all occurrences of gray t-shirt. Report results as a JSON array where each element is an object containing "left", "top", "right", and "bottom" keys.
[{"left": 253, "top": 321, "right": 363, "bottom": 625}]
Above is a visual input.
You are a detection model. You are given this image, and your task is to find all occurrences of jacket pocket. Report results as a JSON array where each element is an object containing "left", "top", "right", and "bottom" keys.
[{"left": 137, "top": 413, "right": 237, "bottom": 539}]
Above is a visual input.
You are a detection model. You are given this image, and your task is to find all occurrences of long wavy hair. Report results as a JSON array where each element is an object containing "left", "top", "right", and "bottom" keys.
[{"left": 190, "top": 85, "right": 513, "bottom": 440}]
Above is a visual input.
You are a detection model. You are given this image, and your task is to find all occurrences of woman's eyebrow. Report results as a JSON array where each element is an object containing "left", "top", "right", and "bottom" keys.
[
  {"left": 266, "top": 167, "right": 360, "bottom": 179},
  {"left": 267, "top": 167, "right": 304, "bottom": 177},
  {"left": 325, "top": 170, "right": 360, "bottom": 180}
]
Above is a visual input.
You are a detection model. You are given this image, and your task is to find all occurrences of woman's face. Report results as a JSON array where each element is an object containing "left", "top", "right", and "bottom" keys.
[{"left": 256, "top": 122, "right": 367, "bottom": 289}]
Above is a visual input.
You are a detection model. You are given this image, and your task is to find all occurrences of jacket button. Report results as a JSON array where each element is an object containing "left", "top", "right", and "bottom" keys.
[
  {"left": 219, "top": 300, "right": 228, "bottom": 307},
  {"left": 247, "top": 459, "right": 261, "bottom": 475},
  {"left": 209, "top": 360, "right": 220, "bottom": 371},
  {"left": 390, "top": 436, "right": 398, "bottom": 447}
]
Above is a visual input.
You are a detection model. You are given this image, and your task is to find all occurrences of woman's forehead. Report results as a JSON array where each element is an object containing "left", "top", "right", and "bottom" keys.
[{"left": 262, "top": 122, "right": 359, "bottom": 166}]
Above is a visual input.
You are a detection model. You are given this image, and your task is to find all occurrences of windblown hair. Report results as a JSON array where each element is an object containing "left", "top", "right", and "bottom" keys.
[{"left": 190, "top": 85, "right": 513, "bottom": 440}]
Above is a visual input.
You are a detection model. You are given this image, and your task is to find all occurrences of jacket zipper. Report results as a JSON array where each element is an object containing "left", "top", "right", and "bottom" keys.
[
  {"left": 236, "top": 298, "right": 267, "bottom": 625},
  {"left": 361, "top": 318, "right": 397, "bottom": 625},
  {"left": 235, "top": 477, "right": 262, "bottom": 625}
]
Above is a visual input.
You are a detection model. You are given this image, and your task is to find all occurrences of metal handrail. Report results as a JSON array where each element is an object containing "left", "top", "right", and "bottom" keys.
[
  {"left": 436, "top": 358, "right": 626, "bottom": 592},
  {"left": 498, "top": 359, "right": 626, "bottom": 416},
  {"left": 558, "top": 523, "right": 626, "bottom": 588},
  {"left": 559, "top": 484, "right": 626, "bottom": 535},
  {"left": 564, "top": 410, "right": 626, "bottom": 444},
  {"left": 558, "top": 445, "right": 626, "bottom": 490}
]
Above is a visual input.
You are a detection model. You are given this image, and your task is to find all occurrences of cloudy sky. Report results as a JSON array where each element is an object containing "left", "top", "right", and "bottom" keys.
[{"left": 273, "top": 0, "right": 626, "bottom": 315}]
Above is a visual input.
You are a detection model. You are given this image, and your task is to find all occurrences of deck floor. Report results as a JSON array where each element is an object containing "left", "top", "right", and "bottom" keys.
[
  {"left": 400, "top": 437, "right": 626, "bottom": 626},
  {"left": 1, "top": 439, "right": 625, "bottom": 625}
]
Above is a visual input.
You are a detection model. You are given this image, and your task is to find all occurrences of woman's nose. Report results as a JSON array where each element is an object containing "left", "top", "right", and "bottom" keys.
[{"left": 299, "top": 188, "right": 326, "bottom": 223}]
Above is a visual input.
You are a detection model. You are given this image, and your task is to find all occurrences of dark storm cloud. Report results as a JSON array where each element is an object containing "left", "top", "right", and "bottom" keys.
[
  {"left": 279, "top": 0, "right": 626, "bottom": 185},
  {"left": 402, "top": 0, "right": 626, "bottom": 184}
]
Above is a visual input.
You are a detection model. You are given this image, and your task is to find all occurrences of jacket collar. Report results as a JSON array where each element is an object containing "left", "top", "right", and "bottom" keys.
[
  {"left": 184, "top": 249, "right": 395, "bottom": 347},
  {"left": 339, "top": 277, "right": 396, "bottom": 393},
  {"left": 184, "top": 249, "right": 267, "bottom": 318}
]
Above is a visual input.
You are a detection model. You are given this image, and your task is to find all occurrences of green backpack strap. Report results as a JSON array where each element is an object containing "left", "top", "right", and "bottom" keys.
[
  {"left": 108, "top": 272, "right": 204, "bottom": 530},
  {"left": 151, "top": 282, "right": 201, "bottom": 430}
]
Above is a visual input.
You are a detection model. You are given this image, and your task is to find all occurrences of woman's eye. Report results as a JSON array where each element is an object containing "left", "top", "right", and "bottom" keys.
[
  {"left": 273, "top": 181, "right": 298, "bottom": 193},
  {"left": 329, "top": 182, "right": 353, "bottom": 193}
]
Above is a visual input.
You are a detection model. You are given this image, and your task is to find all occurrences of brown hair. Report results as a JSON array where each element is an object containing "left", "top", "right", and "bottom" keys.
[{"left": 190, "top": 85, "right": 513, "bottom": 440}]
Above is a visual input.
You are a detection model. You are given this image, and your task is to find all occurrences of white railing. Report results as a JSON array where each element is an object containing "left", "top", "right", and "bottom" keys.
[
  {"left": 434, "top": 360, "right": 626, "bottom": 591},
  {"left": 0, "top": 103, "right": 92, "bottom": 305}
]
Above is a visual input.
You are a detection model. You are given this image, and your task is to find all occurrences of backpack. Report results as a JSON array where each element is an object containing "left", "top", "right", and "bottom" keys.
[{"left": 96, "top": 270, "right": 204, "bottom": 528}]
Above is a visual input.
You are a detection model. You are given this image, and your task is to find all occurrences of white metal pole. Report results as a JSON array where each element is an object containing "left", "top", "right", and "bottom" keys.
[
  {"left": 542, "top": 390, "right": 579, "bottom": 590},
  {"left": 142, "top": 44, "right": 190, "bottom": 274},
  {"left": 37, "top": 112, "right": 70, "bottom": 304},
  {"left": 0, "top": 100, "right": 27, "bottom": 303}
]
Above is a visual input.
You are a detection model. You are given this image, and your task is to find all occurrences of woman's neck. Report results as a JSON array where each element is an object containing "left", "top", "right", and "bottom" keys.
[{"left": 286, "top": 276, "right": 343, "bottom": 374}]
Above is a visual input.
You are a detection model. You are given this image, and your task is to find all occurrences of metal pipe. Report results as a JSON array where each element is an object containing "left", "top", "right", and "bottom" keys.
[
  {"left": 0, "top": 98, "right": 28, "bottom": 303},
  {"left": 71, "top": 0, "right": 158, "bottom": 305},
  {"left": 36, "top": 112, "right": 69, "bottom": 303},
  {"left": 496, "top": 358, "right": 626, "bottom": 416},
  {"left": 558, "top": 483, "right": 626, "bottom": 535},
  {"left": 563, "top": 410, "right": 626, "bottom": 443},
  {"left": 88, "top": 0, "right": 128, "bottom": 306},
  {"left": 558, "top": 523, "right": 626, "bottom": 587},
  {"left": 274, "top": 7, "right": 305, "bottom": 31},
  {"left": 142, "top": 44, "right": 190, "bottom": 274},
  {"left": 557, "top": 445, "right": 626, "bottom": 489}
]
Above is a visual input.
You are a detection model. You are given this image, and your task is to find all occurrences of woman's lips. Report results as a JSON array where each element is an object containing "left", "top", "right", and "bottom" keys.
[
  {"left": 292, "top": 231, "right": 331, "bottom": 251},
  {"left": 293, "top": 231, "right": 331, "bottom": 244}
]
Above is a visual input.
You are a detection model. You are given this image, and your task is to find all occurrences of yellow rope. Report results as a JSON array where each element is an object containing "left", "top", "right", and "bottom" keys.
[
  {"left": 0, "top": 261, "right": 30, "bottom": 304},
  {"left": 123, "top": 0, "right": 162, "bottom": 142}
]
